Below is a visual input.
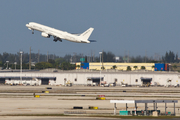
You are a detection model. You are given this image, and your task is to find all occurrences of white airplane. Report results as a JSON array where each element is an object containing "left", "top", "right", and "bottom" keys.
[{"left": 26, "top": 22, "right": 95, "bottom": 43}]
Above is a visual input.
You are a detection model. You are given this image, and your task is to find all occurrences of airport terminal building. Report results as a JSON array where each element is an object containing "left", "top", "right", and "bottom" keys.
[{"left": 0, "top": 69, "right": 179, "bottom": 87}]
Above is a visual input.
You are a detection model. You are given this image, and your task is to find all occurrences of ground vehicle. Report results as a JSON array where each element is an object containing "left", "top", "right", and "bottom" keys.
[
  {"left": 104, "top": 84, "right": 109, "bottom": 87},
  {"left": 5, "top": 78, "right": 40, "bottom": 86},
  {"left": 121, "top": 82, "right": 128, "bottom": 87},
  {"left": 174, "top": 84, "right": 179, "bottom": 87},
  {"left": 49, "top": 80, "right": 56, "bottom": 85}
]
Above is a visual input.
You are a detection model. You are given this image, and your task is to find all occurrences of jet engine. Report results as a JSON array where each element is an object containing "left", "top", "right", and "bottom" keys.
[{"left": 41, "top": 32, "right": 50, "bottom": 38}]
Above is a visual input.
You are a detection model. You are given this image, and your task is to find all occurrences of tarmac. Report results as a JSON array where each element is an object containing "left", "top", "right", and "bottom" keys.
[
  {"left": 0, "top": 85, "right": 180, "bottom": 119},
  {"left": 1, "top": 116, "right": 180, "bottom": 120}
]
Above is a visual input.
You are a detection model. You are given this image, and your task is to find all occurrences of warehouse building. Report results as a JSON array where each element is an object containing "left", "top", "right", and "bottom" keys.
[
  {"left": 76, "top": 63, "right": 169, "bottom": 71},
  {"left": 0, "top": 69, "right": 179, "bottom": 87},
  {"left": 76, "top": 62, "right": 155, "bottom": 71}
]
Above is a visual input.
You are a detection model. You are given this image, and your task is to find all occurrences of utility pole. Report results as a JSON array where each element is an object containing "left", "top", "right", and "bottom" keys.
[
  {"left": 73, "top": 52, "right": 77, "bottom": 63},
  {"left": 14, "top": 62, "right": 17, "bottom": 70},
  {"left": 125, "top": 50, "right": 127, "bottom": 63},
  {"left": 93, "top": 51, "right": 95, "bottom": 62},
  {"left": 6, "top": 61, "right": 9, "bottom": 69},
  {"left": 102, "top": 50, "right": 104, "bottom": 69},
  {"left": 128, "top": 51, "right": 129, "bottom": 63},
  {"left": 91, "top": 50, "right": 92, "bottom": 62},
  {"left": 38, "top": 50, "right": 40, "bottom": 63},
  {"left": 145, "top": 50, "right": 147, "bottom": 63},
  {"left": 20, "top": 51, "right": 23, "bottom": 84},
  {"left": 47, "top": 51, "right": 48, "bottom": 62},
  {"left": 70, "top": 56, "right": 72, "bottom": 63},
  {"left": 14, "top": 57, "right": 17, "bottom": 70},
  {"left": 99, "top": 52, "right": 102, "bottom": 81},
  {"left": 29, "top": 47, "right": 31, "bottom": 70}
]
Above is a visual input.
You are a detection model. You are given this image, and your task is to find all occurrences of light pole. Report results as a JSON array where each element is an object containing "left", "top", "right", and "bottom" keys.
[
  {"left": 169, "top": 64, "right": 171, "bottom": 72},
  {"left": 20, "top": 51, "right": 23, "bottom": 84},
  {"left": 99, "top": 52, "right": 102, "bottom": 82},
  {"left": 14, "top": 62, "right": 17, "bottom": 70},
  {"left": 6, "top": 61, "right": 9, "bottom": 69}
]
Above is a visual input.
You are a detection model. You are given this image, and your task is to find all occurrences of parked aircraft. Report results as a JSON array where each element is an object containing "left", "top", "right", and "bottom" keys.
[{"left": 26, "top": 22, "right": 95, "bottom": 43}]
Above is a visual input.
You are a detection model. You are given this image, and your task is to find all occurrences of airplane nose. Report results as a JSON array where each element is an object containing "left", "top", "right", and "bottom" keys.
[{"left": 26, "top": 24, "right": 29, "bottom": 27}]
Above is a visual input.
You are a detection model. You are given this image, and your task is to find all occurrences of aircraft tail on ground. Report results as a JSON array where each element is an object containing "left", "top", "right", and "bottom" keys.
[{"left": 79, "top": 28, "right": 94, "bottom": 40}]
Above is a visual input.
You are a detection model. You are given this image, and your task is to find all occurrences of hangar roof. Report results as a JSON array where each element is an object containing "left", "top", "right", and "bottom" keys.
[
  {"left": 0, "top": 69, "right": 179, "bottom": 75},
  {"left": 0, "top": 76, "right": 56, "bottom": 80}
]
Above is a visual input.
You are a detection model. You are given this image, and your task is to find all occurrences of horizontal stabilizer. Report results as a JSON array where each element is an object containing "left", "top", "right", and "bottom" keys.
[{"left": 89, "top": 40, "right": 97, "bottom": 42}]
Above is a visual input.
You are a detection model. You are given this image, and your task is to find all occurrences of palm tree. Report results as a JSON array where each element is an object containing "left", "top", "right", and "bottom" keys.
[
  {"left": 101, "top": 66, "right": 105, "bottom": 70},
  {"left": 141, "top": 66, "right": 146, "bottom": 70},
  {"left": 173, "top": 65, "right": 177, "bottom": 71},
  {"left": 76, "top": 65, "right": 80, "bottom": 69},
  {"left": 133, "top": 66, "right": 137, "bottom": 70},
  {"left": 112, "top": 65, "right": 117, "bottom": 69},
  {"left": 127, "top": 66, "right": 131, "bottom": 71},
  {"left": 152, "top": 65, "right": 155, "bottom": 71}
]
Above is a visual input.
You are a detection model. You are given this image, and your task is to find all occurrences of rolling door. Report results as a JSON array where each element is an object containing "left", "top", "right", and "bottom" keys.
[
  {"left": 0, "top": 78, "right": 5, "bottom": 84},
  {"left": 41, "top": 78, "right": 49, "bottom": 85}
]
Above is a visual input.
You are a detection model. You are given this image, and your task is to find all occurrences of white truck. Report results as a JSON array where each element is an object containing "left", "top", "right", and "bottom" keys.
[
  {"left": 49, "top": 80, "right": 56, "bottom": 85},
  {"left": 22, "top": 78, "right": 40, "bottom": 86},
  {"left": 5, "top": 78, "right": 40, "bottom": 86}
]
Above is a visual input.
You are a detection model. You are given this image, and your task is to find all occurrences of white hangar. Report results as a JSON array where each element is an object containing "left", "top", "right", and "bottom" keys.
[{"left": 0, "top": 70, "right": 179, "bottom": 86}]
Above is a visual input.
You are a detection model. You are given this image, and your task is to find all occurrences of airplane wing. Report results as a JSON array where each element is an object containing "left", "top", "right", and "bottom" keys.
[
  {"left": 44, "top": 31, "right": 63, "bottom": 42},
  {"left": 46, "top": 32, "right": 64, "bottom": 39}
]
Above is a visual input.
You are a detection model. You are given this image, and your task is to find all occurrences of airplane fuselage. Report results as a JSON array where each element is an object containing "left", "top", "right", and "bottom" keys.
[{"left": 26, "top": 22, "right": 94, "bottom": 43}]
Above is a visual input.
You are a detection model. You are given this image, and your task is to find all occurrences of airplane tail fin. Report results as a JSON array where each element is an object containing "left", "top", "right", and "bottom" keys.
[{"left": 79, "top": 27, "right": 94, "bottom": 40}]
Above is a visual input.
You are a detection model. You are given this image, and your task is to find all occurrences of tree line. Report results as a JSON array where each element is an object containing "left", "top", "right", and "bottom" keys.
[
  {"left": 0, "top": 51, "right": 179, "bottom": 70},
  {"left": 162, "top": 51, "right": 179, "bottom": 63}
]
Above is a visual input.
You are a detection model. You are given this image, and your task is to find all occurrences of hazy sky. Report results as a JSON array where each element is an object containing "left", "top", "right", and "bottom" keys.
[{"left": 0, "top": 0, "right": 180, "bottom": 57}]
